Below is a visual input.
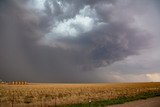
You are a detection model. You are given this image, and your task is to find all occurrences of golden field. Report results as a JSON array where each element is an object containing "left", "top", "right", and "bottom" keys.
[{"left": 0, "top": 82, "right": 160, "bottom": 106}]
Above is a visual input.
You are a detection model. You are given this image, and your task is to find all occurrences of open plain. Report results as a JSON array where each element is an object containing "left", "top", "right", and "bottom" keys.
[{"left": 0, "top": 82, "right": 160, "bottom": 107}]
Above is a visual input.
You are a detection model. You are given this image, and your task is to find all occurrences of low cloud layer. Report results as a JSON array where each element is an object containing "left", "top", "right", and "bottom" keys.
[{"left": 0, "top": 0, "right": 159, "bottom": 82}]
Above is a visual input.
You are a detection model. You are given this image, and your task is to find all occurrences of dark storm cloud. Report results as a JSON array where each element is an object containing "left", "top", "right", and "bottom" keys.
[{"left": 0, "top": 0, "right": 153, "bottom": 82}]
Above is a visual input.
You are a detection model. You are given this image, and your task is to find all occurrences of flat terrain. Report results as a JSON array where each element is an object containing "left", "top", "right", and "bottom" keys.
[
  {"left": 108, "top": 96, "right": 160, "bottom": 107},
  {"left": 0, "top": 82, "right": 160, "bottom": 106}
]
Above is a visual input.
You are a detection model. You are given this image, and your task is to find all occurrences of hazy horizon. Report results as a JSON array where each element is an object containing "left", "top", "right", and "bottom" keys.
[{"left": 0, "top": 0, "right": 160, "bottom": 83}]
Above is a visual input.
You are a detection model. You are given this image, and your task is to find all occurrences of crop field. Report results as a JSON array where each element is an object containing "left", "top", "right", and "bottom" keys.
[{"left": 0, "top": 82, "right": 160, "bottom": 107}]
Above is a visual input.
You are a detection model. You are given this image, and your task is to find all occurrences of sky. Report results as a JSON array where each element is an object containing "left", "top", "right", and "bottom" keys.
[{"left": 0, "top": 0, "right": 160, "bottom": 83}]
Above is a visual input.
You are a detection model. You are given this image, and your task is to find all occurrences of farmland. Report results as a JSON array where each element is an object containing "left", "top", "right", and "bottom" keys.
[{"left": 0, "top": 82, "right": 160, "bottom": 107}]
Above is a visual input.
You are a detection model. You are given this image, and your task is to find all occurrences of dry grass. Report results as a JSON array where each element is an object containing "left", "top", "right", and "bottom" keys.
[{"left": 0, "top": 82, "right": 160, "bottom": 106}]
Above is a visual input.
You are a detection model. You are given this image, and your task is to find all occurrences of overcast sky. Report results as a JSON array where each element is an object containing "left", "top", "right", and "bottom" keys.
[{"left": 0, "top": 0, "right": 160, "bottom": 82}]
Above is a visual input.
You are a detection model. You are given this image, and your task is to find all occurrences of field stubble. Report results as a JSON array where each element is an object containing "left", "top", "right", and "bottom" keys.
[{"left": 0, "top": 82, "right": 160, "bottom": 106}]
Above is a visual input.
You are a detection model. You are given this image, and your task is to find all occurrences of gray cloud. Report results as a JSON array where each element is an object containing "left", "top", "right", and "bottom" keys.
[{"left": 0, "top": 0, "right": 157, "bottom": 82}]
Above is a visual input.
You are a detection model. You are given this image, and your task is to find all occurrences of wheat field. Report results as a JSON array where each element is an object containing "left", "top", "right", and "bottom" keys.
[{"left": 0, "top": 82, "right": 160, "bottom": 106}]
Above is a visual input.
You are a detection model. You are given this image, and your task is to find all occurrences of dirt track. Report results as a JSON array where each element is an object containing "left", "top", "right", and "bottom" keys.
[{"left": 107, "top": 97, "right": 160, "bottom": 107}]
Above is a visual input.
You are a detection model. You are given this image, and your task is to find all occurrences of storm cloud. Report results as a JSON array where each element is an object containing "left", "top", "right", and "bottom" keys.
[{"left": 0, "top": 0, "right": 159, "bottom": 82}]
